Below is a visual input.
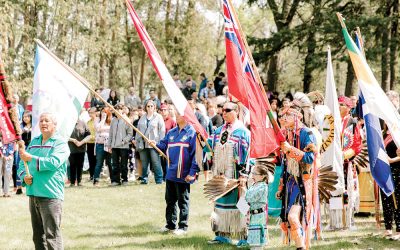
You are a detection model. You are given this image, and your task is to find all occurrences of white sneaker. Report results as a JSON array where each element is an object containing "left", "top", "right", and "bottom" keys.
[{"left": 173, "top": 229, "right": 187, "bottom": 236}]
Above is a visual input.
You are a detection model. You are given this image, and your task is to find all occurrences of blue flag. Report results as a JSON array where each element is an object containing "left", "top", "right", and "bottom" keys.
[{"left": 360, "top": 92, "right": 394, "bottom": 196}]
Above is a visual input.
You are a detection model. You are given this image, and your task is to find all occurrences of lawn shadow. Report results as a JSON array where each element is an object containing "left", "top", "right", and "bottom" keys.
[
  {"left": 76, "top": 222, "right": 158, "bottom": 239},
  {"left": 104, "top": 235, "right": 238, "bottom": 249}
]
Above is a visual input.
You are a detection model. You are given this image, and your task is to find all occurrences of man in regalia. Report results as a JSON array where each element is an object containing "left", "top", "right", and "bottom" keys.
[{"left": 207, "top": 102, "right": 250, "bottom": 246}]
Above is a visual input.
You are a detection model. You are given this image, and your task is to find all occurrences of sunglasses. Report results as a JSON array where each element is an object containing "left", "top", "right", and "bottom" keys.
[{"left": 222, "top": 108, "right": 234, "bottom": 113}]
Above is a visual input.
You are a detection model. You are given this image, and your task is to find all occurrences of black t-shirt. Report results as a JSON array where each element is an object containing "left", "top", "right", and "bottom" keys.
[{"left": 385, "top": 138, "right": 400, "bottom": 174}]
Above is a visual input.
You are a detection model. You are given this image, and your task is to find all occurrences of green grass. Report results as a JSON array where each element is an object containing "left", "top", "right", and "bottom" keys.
[{"left": 0, "top": 174, "right": 398, "bottom": 250}]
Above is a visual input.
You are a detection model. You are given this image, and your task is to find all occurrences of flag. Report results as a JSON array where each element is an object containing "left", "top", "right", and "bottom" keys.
[
  {"left": 125, "top": 0, "right": 207, "bottom": 140},
  {"left": 223, "top": 0, "right": 282, "bottom": 158},
  {"left": 0, "top": 60, "right": 17, "bottom": 144},
  {"left": 337, "top": 14, "right": 394, "bottom": 196},
  {"left": 359, "top": 92, "right": 394, "bottom": 196},
  {"left": 338, "top": 13, "right": 400, "bottom": 148},
  {"left": 322, "top": 47, "right": 345, "bottom": 195},
  {"left": 32, "top": 45, "right": 89, "bottom": 140}
]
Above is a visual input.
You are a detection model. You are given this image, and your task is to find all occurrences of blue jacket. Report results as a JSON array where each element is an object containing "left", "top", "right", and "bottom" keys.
[{"left": 157, "top": 124, "right": 199, "bottom": 184}]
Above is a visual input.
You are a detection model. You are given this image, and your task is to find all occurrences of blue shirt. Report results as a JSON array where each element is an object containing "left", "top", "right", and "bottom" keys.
[
  {"left": 157, "top": 124, "right": 200, "bottom": 184},
  {"left": 1, "top": 143, "right": 15, "bottom": 157}
]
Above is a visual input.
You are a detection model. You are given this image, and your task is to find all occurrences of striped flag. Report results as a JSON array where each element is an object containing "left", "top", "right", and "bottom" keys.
[
  {"left": 32, "top": 45, "right": 89, "bottom": 140},
  {"left": 223, "top": 0, "right": 282, "bottom": 157},
  {"left": 359, "top": 92, "right": 394, "bottom": 196},
  {"left": 337, "top": 14, "right": 394, "bottom": 196},
  {"left": 125, "top": 0, "right": 207, "bottom": 140},
  {"left": 322, "top": 47, "right": 345, "bottom": 195}
]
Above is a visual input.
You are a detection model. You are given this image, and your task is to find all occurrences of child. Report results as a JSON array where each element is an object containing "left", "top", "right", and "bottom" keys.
[
  {"left": 245, "top": 164, "right": 270, "bottom": 250},
  {"left": 0, "top": 139, "right": 15, "bottom": 197}
]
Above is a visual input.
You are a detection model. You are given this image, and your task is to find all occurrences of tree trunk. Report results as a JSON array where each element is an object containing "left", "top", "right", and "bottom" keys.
[
  {"left": 302, "top": 32, "right": 316, "bottom": 93},
  {"left": 213, "top": 55, "right": 226, "bottom": 76},
  {"left": 139, "top": 47, "right": 146, "bottom": 101},
  {"left": 99, "top": 0, "right": 107, "bottom": 87},
  {"left": 381, "top": 1, "right": 391, "bottom": 92},
  {"left": 125, "top": 13, "right": 135, "bottom": 88},
  {"left": 390, "top": 0, "right": 399, "bottom": 90},
  {"left": 267, "top": 54, "right": 279, "bottom": 91},
  {"left": 345, "top": 58, "right": 355, "bottom": 96},
  {"left": 108, "top": 30, "right": 117, "bottom": 89}
]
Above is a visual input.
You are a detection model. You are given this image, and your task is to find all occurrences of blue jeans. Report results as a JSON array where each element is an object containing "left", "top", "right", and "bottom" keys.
[
  {"left": 139, "top": 148, "right": 163, "bottom": 183},
  {"left": 94, "top": 144, "right": 112, "bottom": 183},
  {"left": 13, "top": 151, "right": 22, "bottom": 187}
]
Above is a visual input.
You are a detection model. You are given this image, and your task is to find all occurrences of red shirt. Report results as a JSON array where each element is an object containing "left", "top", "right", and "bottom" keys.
[{"left": 164, "top": 116, "right": 177, "bottom": 134}]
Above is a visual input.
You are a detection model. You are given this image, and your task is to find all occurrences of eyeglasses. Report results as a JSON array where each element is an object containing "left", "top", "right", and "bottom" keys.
[{"left": 222, "top": 108, "right": 234, "bottom": 113}]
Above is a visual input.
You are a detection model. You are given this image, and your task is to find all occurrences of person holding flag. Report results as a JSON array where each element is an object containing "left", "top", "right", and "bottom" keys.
[
  {"left": 206, "top": 101, "right": 250, "bottom": 246},
  {"left": 18, "top": 112, "right": 70, "bottom": 250},
  {"left": 154, "top": 108, "right": 200, "bottom": 235},
  {"left": 336, "top": 96, "right": 362, "bottom": 229},
  {"left": 383, "top": 123, "right": 400, "bottom": 240},
  {"left": 276, "top": 106, "right": 317, "bottom": 250}
]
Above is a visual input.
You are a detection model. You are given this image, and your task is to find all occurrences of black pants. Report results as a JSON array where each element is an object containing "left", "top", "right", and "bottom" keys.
[
  {"left": 30, "top": 196, "right": 63, "bottom": 250},
  {"left": 165, "top": 180, "right": 190, "bottom": 230},
  {"left": 86, "top": 143, "right": 96, "bottom": 179},
  {"left": 69, "top": 152, "right": 85, "bottom": 185},
  {"left": 112, "top": 148, "right": 129, "bottom": 184},
  {"left": 381, "top": 169, "right": 400, "bottom": 232}
]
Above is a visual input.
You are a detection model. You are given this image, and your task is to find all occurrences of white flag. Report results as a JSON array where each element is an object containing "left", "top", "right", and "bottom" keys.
[
  {"left": 322, "top": 47, "right": 345, "bottom": 195},
  {"left": 32, "top": 45, "right": 89, "bottom": 140}
]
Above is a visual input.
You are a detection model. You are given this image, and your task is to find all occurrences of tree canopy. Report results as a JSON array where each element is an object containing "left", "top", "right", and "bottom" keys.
[{"left": 0, "top": 0, "right": 398, "bottom": 99}]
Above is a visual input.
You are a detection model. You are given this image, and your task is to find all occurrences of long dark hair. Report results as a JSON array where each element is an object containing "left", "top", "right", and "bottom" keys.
[{"left": 22, "top": 111, "right": 32, "bottom": 127}]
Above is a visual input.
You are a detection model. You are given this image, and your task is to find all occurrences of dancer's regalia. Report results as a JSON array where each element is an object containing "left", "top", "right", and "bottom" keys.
[
  {"left": 278, "top": 107, "right": 317, "bottom": 250},
  {"left": 207, "top": 119, "right": 250, "bottom": 243},
  {"left": 329, "top": 96, "right": 362, "bottom": 229}
]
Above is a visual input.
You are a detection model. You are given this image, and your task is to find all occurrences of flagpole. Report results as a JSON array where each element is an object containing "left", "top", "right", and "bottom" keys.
[
  {"left": 226, "top": 0, "right": 284, "bottom": 143},
  {"left": 0, "top": 56, "right": 31, "bottom": 177},
  {"left": 34, "top": 39, "right": 169, "bottom": 161}
]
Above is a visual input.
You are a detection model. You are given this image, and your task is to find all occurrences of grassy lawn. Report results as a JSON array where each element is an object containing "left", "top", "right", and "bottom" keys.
[{"left": 0, "top": 174, "right": 398, "bottom": 250}]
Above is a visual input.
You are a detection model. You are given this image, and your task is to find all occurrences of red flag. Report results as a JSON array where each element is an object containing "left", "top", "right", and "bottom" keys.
[
  {"left": 125, "top": 0, "right": 208, "bottom": 140},
  {"left": 223, "top": 0, "right": 283, "bottom": 157},
  {"left": 0, "top": 76, "right": 17, "bottom": 144}
]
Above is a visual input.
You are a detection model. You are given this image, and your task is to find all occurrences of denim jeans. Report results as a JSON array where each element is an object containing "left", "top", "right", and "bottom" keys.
[
  {"left": 94, "top": 144, "right": 112, "bottom": 183},
  {"left": 139, "top": 148, "right": 163, "bottom": 183},
  {"left": 111, "top": 148, "right": 129, "bottom": 184}
]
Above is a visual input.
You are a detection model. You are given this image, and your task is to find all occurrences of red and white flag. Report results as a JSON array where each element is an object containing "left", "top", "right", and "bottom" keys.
[
  {"left": 125, "top": 0, "right": 207, "bottom": 139},
  {"left": 223, "top": 0, "right": 283, "bottom": 157}
]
